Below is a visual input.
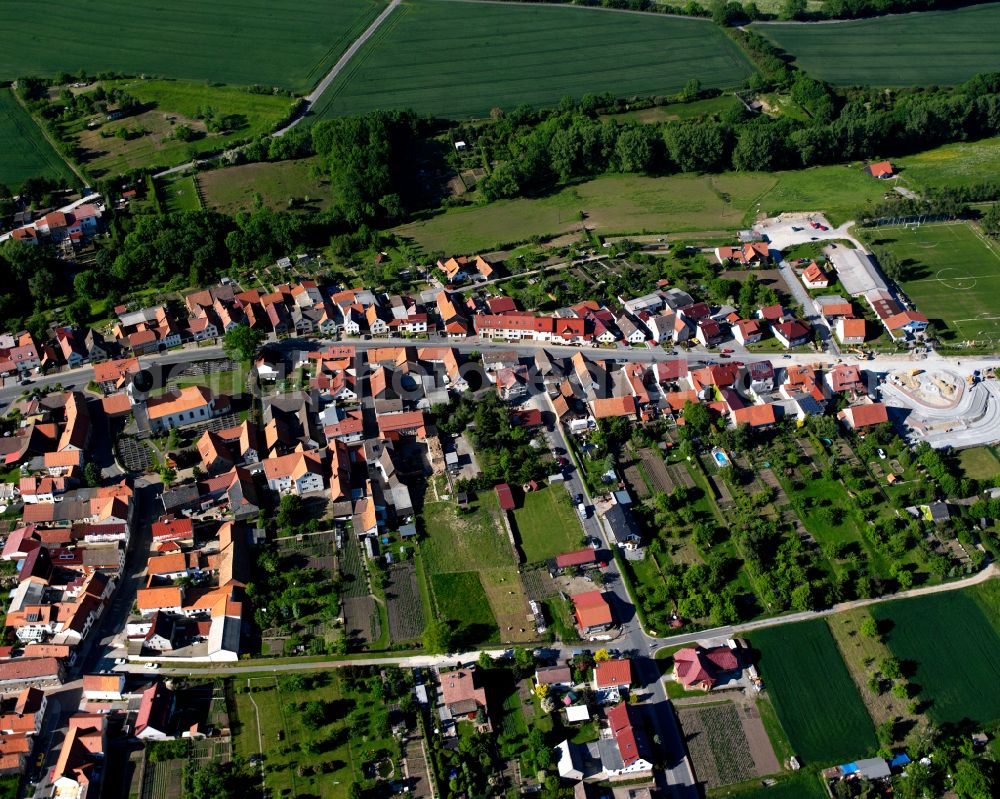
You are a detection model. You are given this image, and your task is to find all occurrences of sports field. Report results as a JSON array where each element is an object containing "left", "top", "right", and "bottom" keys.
[
  {"left": 752, "top": 619, "right": 876, "bottom": 765},
  {"left": 872, "top": 222, "right": 1000, "bottom": 343},
  {"left": 0, "top": 0, "right": 386, "bottom": 91},
  {"left": 395, "top": 164, "right": 884, "bottom": 253},
  {"left": 312, "top": 0, "right": 754, "bottom": 119},
  {"left": 0, "top": 89, "right": 76, "bottom": 190},
  {"left": 755, "top": 4, "right": 1000, "bottom": 87},
  {"left": 872, "top": 589, "right": 1000, "bottom": 724}
]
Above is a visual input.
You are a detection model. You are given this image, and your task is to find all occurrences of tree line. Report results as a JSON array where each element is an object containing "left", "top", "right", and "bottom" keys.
[{"left": 464, "top": 68, "right": 1000, "bottom": 202}]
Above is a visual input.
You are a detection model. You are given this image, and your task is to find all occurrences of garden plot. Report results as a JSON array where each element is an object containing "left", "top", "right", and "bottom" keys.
[
  {"left": 343, "top": 595, "right": 381, "bottom": 646},
  {"left": 678, "top": 702, "right": 759, "bottom": 788},
  {"left": 385, "top": 561, "right": 425, "bottom": 643},
  {"left": 666, "top": 463, "right": 695, "bottom": 490},
  {"left": 637, "top": 447, "right": 673, "bottom": 494}
]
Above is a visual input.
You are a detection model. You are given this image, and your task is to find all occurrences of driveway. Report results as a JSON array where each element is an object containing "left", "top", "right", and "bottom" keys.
[{"left": 755, "top": 213, "right": 863, "bottom": 252}]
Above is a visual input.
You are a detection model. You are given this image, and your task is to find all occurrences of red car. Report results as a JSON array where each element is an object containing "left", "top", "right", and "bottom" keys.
[
  {"left": 722, "top": 348, "right": 733, "bottom": 353},
  {"left": 809, "top": 220, "right": 820, "bottom": 229}
]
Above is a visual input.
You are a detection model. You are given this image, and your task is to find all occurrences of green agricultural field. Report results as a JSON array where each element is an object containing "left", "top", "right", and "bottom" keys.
[
  {"left": 72, "top": 79, "right": 295, "bottom": 176},
  {"left": 872, "top": 590, "right": 1000, "bottom": 725},
  {"left": 755, "top": 4, "right": 1000, "bottom": 87},
  {"left": 971, "top": 579, "right": 1000, "bottom": 635},
  {"left": 896, "top": 136, "right": 1000, "bottom": 192},
  {"left": 198, "top": 157, "right": 332, "bottom": 216},
  {"left": 0, "top": 0, "right": 386, "bottom": 91},
  {"left": 0, "top": 88, "right": 76, "bottom": 190},
  {"left": 312, "top": 0, "right": 754, "bottom": 119},
  {"left": 870, "top": 222, "right": 1000, "bottom": 343},
  {"left": 430, "top": 571, "right": 499, "bottom": 643},
  {"left": 395, "top": 164, "right": 883, "bottom": 253},
  {"left": 512, "top": 485, "right": 583, "bottom": 563},
  {"left": 752, "top": 620, "right": 876, "bottom": 765}
]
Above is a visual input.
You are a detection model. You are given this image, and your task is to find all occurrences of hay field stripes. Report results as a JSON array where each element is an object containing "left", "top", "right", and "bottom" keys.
[
  {"left": 0, "top": 0, "right": 388, "bottom": 91},
  {"left": 754, "top": 4, "right": 1000, "bottom": 87},
  {"left": 311, "top": 0, "right": 755, "bottom": 119},
  {"left": 0, "top": 88, "right": 78, "bottom": 190}
]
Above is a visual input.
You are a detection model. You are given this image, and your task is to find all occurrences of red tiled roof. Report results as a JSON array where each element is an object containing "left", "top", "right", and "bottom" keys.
[
  {"left": 495, "top": 483, "right": 515, "bottom": 511},
  {"left": 594, "top": 658, "right": 632, "bottom": 689},
  {"left": 554, "top": 549, "right": 597, "bottom": 569},
  {"left": 573, "top": 591, "right": 612, "bottom": 628}
]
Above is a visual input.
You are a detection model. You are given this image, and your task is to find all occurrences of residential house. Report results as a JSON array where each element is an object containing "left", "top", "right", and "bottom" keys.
[
  {"left": 731, "top": 404, "right": 777, "bottom": 430},
  {"left": 714, "top": 241, "right": 770, "bottom": 267},
  {"left": 145, "top": 386, "right": 216, "bottom": 433},
  {"left": 838, "top": 403, "right": 889, "bottom": 432},
  {"left": 603, "top": 702, "right": 654, "bottom": 777},
  {"left": 747, "top": 361, "right": 775, "bottom": 395},
  {"left": 593, "top": 659, "right": 632, "bottom": 704},
  {"left": 800, "top": 261, "right": 830, "bottom": 289},
  {"left": 772, "top": 319, "right": 812, "bottom": 349},
  {"left": 603, "top": 502, "right": 642, "bottom": 550},
  {"left": 733, "top": 318, "right": 763, "bottom": 346},
  {"left": 836, "top": 317, "right": 867, "bottom": 346},
  {"left": 439, "top": 667, "right": 489, "bottom": 729},
  {"left": 135, "top": 682, "right": 173, "bottom": 740},
  {"left": 572, "top": 591, "right": 612, "bottom": 632},
  {"left": 617, "top": 315, "right": 646, "bottom": 345},
  {"left": 866, "top": 161, "right": 894, "bottom": 179},
  {"left": 826, "top": 364, "right": 867, "bottom": 398},
  {"left": 695, "top": 318, "right": 725, "bottom": 348},
  {"left": 884, "top": 310, "right": 929, "bottom": 340},
  {"left": 437, "top": 256, "right": 469, "bottom": 283},
  {"left": 535, "top": 666, "right": 573, "bottom": 690},
  {"left": 261, "top": 451, "right": 325, "bottom": 497},
  {"left": 673, "top": 645, "right": 740, "bottom": 691}
]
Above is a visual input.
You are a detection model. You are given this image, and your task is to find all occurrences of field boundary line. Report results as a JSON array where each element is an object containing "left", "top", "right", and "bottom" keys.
[
  {"left": 9, "top": 85, "right": 87, "bottom": 185},
  {"left": 275, "top": 0, "right": 403, "bottom": 136}
]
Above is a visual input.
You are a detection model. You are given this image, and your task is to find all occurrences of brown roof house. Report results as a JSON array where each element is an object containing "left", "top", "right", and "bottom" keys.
[{"left": 439, "top": 667, "right": 490, "bottom": 731}]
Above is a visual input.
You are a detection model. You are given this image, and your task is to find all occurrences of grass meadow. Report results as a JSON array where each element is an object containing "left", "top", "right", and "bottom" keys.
[
  {"left": 959, "top": 446, "right": 1000, "bottom": 481},
  {"left": 198, "top": 158, "right": 332, "bottom": 216},
  {"left": 394, "top": 164, "right": 884, "bottom": 252},
  {"left": 312, "top": 0, "right": 754, "bottom": 119},
  {"left": 512, "top": 485, "right": 583, "bottom": 563},
  {"left": 872, "top": 589, "right": 1000, "bottom": 725},
  {"left": 420, "top": 491, "right": 533, "bottom": 644},
  {"left": 0, "top": 88, "right": 76, "bottom": 190},
  {"left": 896, "top": 136, "right": 1000, "bottom": 192},
  {"left": 871, "top": 222, "right": 1000, "bottom": 343},
  {"left": 71, "top": 79, "right": 294, "bottom": 176},
  {"left": 752, "top": 619, "right": 876, "bottom": 765},
  {"left": 430, "top": 571, "right": 499, "bottom": 643},
  {"left": 715, "top": 770, "right": 828, "bottom": 799},
  {"left": 0, "top": 0, "right": 386, "bottom": 90},
  {"left": 754, "top": 4, "right": 1000, "bottom": 87},
  {"left": 159, "top": 174, "right": 202, "bottom": 213}
]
